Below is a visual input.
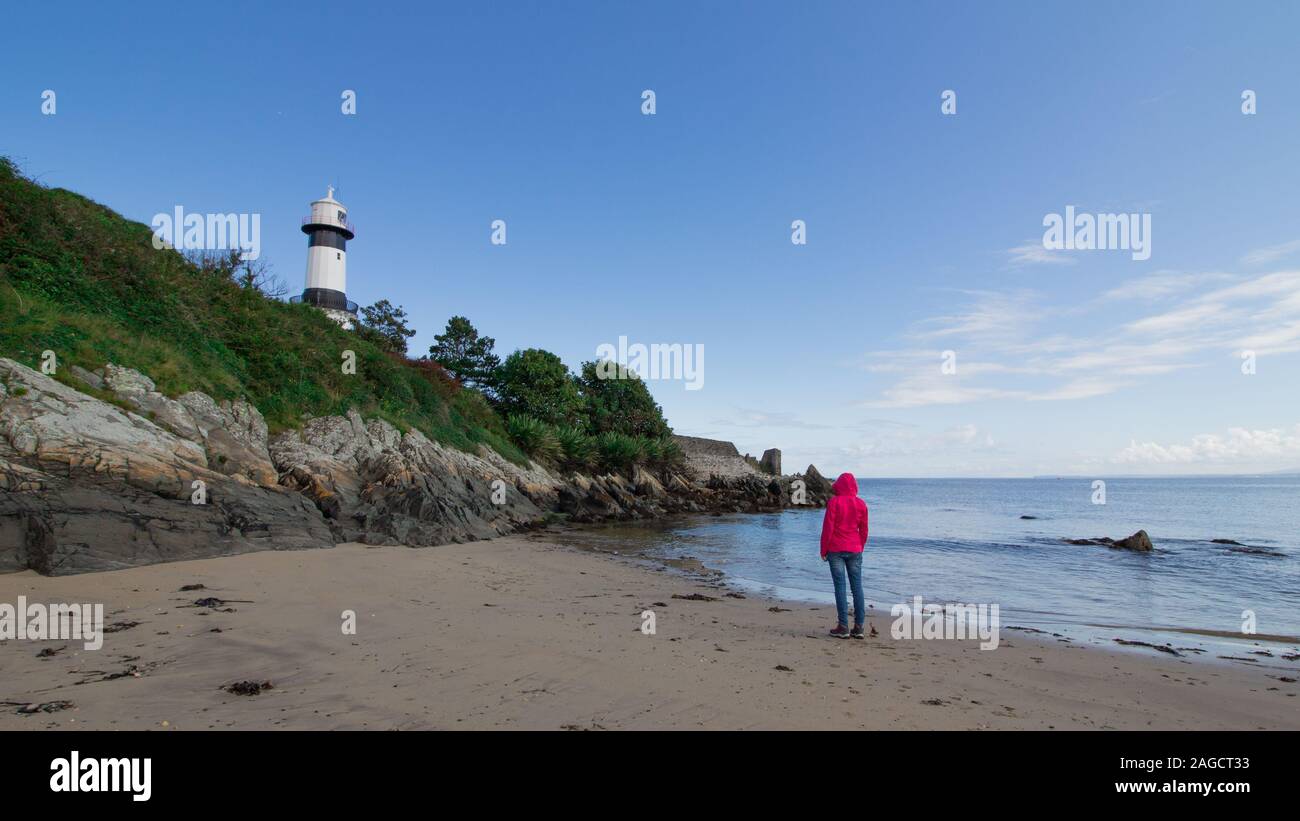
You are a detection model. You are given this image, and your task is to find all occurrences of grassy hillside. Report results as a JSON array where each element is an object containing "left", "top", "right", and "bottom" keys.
[{"left": 0, "top": 157, "right": 525, "bottom": 463}]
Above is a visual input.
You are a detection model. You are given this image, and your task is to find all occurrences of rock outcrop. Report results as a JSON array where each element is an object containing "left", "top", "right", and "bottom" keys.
[
  {"left": 1113, "top": 530, "right": 1153, "bottom": 551},
  {"left": 0, "top": 360, "right": 832, "bottom": 575},
  {"left": 1064, "top": 529, "right": 1153, "bottom": 552},
  {"left": 0, "top": 359, "right": 333, "bottom": 574},
  {"left": 269, "top": 409, "right": 552, "bottom": 546},
  {"left": 95, "top": 364, "right": 278, "bottom": 486},
  {"left": 268, "top": 415, "right": 828, "bottom": 540},
  {"left": 801, "top": 464, "right": 834, "bottom": 498}
]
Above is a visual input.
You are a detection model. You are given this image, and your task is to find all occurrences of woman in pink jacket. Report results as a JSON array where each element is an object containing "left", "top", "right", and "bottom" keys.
[{"left": 820, "top": 472, "right": 870, "bottom": 639}]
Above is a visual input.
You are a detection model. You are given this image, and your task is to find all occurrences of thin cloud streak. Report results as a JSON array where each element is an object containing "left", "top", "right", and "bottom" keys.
[{"left": 860, "top": 267, "right": 1300, "bottom": 409}]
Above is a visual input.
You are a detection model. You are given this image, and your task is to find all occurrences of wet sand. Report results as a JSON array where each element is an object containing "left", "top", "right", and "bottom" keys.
[{"left": 1, "top": 534, "right": 1297, "bottom": 730}]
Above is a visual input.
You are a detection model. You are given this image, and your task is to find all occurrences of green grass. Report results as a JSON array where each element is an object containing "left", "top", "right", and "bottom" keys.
[{"left": 0, "top": 157, "right": 526, "bottom": 465}]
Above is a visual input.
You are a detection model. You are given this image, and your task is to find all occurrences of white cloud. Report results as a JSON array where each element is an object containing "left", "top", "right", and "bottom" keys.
[
  {"left": 1236, "top": 319, "right": 1300, "bottom": 355},
  {"left": 866, "top": 380, "right": 1025, "bottom": 409},
  {"left": 914, "top": 290, "right": 1043, "bottom": 346},
  {"left": 711, "top": 408, "right": 830, "bottom": 430},
  {"left": 1114, "top": 424, "right": 1300, "bottom": 468},
  {"left": 1123, "top": 301, "right": 1242, "bottom": 335},
  {"left": 1242, "top": 239, "right": 1300, "bottom": 266},
  {"left": 1051, "top": 338, "right": 1201, "bottom": 374},
  {"left": 1029, "top": 377, "right": 1131, "bottom": 401},
  {"left": 1101, "top": 271, "right": 1233, "bottom": 301},
  {"left": 863, "top": 423, "right": 997, "bottom": 455},
  {"left": 1204, "top": 270, "right": 1300, "bottom": 301},
  {"left": 1007, "top": 240, "right": 1076, "bottom": 267},
  {"left": 801, "top": 424, "right": 1000, "bottom": 474},
  {"left": 861, "top": 268, "right": 1300, "bottom": 407}
]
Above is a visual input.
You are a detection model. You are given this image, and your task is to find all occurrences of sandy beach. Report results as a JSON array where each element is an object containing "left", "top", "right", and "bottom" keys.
[{"left": 1, "top": 532, "right": 1296, "bottom": 731}]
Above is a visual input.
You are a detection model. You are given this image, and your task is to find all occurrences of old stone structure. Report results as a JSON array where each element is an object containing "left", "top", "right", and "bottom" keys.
[{"left": 673, "top": 435, "right": 763, "bottom": 478}]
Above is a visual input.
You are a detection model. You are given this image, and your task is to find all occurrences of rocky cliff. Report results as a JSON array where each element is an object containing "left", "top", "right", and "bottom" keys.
[
  {"left": 0, "top": 359, "right": 830, "bottom": 575},
  {"left": 0, "top": 359, "right": 333, "bottom": 574}
]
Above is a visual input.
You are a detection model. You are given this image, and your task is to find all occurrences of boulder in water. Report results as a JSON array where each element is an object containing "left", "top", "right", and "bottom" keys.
[
  {"left": 1112, "top": 530, "right": 1153, "bottom": 551},
  {"left": 1064, "top": 529, "right": 1153, "bottom": 552}
]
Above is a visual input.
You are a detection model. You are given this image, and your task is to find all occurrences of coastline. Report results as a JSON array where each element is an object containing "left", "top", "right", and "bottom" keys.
[
  {"left": 1, "top": 357, "right": 827, "bottom": 576},
  {"left": 2, "top": 531, "right": 1296, "bottom": 730},
  {"left": 550, "top": 513, "right": 1300, "bottom": 659}
]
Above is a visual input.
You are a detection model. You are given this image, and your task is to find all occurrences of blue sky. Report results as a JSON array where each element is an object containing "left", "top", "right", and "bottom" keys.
[{"left": 4, "top": 1, "right": 1300, "bottom": 476}]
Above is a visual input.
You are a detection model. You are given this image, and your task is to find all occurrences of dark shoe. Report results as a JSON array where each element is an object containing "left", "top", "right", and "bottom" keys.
[
  {"left": 829, "top": 625, "right": 851, "bottom": 639},
  {"left": 850, "top": 625, "right": 865, "bottom": 639}
]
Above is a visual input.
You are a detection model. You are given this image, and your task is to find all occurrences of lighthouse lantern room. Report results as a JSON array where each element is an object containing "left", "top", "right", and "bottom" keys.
[{"left": 293, "top": 186, "right": 358, "bottom": 328}]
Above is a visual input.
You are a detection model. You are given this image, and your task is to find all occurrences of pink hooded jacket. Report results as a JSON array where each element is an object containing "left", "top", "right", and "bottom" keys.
[{"left": 819, "top": 473, "right": 869, "bottom": 558}]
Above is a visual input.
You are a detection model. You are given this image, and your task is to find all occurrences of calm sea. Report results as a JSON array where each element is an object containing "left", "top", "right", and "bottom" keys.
[{"left": 557, "top": 476, "right": 1300, "bottom": 658}]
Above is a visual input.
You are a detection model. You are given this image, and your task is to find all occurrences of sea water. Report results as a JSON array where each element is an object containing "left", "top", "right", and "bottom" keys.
[{"left": 558, "top": 476, "right": 1300, "bottom": 659}]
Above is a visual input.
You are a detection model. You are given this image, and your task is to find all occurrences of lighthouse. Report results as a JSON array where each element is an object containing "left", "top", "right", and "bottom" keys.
[{"left": 293, "top": 186, "right": 357, "bottom": 328}]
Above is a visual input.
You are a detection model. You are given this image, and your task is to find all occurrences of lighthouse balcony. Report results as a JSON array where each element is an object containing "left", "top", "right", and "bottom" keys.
[
  {"left": 292, "top": 289, "right": 358, "bottom": 315},
  {"left": 300, "top": 216, "right": 356, "bottom": 239}
]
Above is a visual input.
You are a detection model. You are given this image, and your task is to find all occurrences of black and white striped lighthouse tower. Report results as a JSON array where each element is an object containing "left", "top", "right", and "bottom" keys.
[{"left": 295, "top": 186, "right": 358, "bottom": 328}]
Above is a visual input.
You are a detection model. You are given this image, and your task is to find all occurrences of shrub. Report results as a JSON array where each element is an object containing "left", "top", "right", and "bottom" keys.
[
  {"left": 652, "top": 435, "right": 685, "bottom": 470},
  {"left": 638, "top": 436, "right": 662, "bottom": 465},
  {"left": 595, "top": 431, "right": 643, "bottom": 473},
  {"left": 506, "top": 414, "right": 560, "bottom": 463},
  {"left": 555, "top": 425, "right": 597, "bottom": 472}
]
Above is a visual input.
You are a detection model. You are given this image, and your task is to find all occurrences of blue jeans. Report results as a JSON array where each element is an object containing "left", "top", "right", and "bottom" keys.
[{"left": 827, "top": 551, "right": 864, "bottom": 628}]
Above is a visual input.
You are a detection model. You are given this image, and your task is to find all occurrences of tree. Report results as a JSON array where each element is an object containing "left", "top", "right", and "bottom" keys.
[
  {"left": 186, "top": 248, "right": 287, "bottom": 297},
  {"left": 427, "top": 315, "right": 501, "bottom": 390},
  {"left": 578, "top": 361, "right": 672, "bottom": 438},
  {"left": 233, "top": 256, "right": 287, "bottom": 298},
  {"left": 493, "top": 348, "right": 583, "bottom": 427},
  {"left": 356, "top": 299, "right": 416, "bottom": 354}
]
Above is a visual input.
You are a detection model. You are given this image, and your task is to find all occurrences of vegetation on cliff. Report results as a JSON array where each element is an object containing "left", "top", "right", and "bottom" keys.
[
  {"left": 0, "top": 157, "right": 522, "bottom": 461},
  {"left": 0, "top": 158, "right": 679, "bottom": 474},
  {"left": 426, "top": 319, "right": 681, "bottom": 471}
]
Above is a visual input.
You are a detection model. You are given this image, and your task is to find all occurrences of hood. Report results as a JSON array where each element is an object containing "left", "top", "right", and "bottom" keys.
[{"left": 832, "top": 472, "right": 859, "bottom": 497}]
